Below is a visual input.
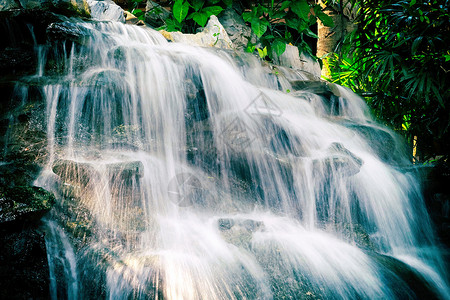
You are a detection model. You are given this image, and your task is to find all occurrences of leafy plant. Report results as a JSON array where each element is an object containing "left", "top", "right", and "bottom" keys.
[
  {"left": 129, "top": 0, "right": 146, "bottom": 20},
  {"left": 242, "top": 0, "right": 334, "bottom": 58},
  {"left": 326, "top": 0, "right": 450, "bottom": 159},
  {"left": 163, "top": 0, "right": 230, "bottom": 32}
]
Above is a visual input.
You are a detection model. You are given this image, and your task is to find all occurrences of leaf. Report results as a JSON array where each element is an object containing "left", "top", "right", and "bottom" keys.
[
  {"left": 286, "top": 18, "right": 306, "bottom": 32},
  {"left": 280, "top": 1, "right": 291, "bottom": 11},
  {"left": 304, "top": 28, "right": 319, "bottom": 39},
  {"left": 191, "top": 0, "right": 203, "bottom": 11},
  {"left": 411, "top": 36, "right": 423, "bottom": 55},
  {"left": 222, "top": 0, "right": 232, "bottom": 7},
  {"left": 251, "top": 19, "right": 269, "bottom": 38},
  {"left": 246, "top": 42, "right": 256, "bottom": 53},
  {"left": 317, "top": 11, "right": 334, "bottom": 27},
  {"left": 202, "top": 6, "right": 223, "bottom": 17},
  {"left": 207, "top": 0, "right": 220, "bottom": 4},
  {"left": 173, "top": 0, "right": 190, "bottom": 23},
  {"left": 257, "top": 48, "right": 265, "bottom": 58},
  {"left": 272, "top": 40, "right": 286, "bottom": 57},
  {"left": 242, "top": 12, "right": 253, "bottom": 22},
  {"left": 291, "top": 0, "right": 310, "bottom": 21},
  {"left": 165, "top": 18, "right": 182, "bottom": 32},
  {"left": 191, "top": 12, "right": 208, "bottom": 27}
]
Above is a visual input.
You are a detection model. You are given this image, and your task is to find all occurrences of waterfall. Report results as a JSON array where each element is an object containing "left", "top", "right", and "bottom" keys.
[{"left": 23, "top": 19, "right": 448, "bottom": 299}]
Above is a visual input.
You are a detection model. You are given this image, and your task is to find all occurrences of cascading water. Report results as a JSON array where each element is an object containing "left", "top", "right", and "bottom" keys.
[{"left": 20, "top": 18, "right": 448, "bottom": 299}]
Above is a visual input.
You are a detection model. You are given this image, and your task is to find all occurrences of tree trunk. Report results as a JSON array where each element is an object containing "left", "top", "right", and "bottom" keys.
[{"left": 317, "top": 0, "right": 358, "bottom": 78}]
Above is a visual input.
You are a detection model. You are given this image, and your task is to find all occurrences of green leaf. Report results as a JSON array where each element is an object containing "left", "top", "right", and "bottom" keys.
[
  {"left": 222, "top": 0, "right": 232, "bottom": 6},
  {"left": 246, "top": 42, "right": 256, "bottom": 53},
  {"left": 317, "top": 11, "right": 334, "bottom": 27},
  {"left": 251, "top": 18, "right": 269, "bottom": 37},
  {"left": 191, "top": 11, "right": 208, "bottom": 26},
  {"left": 411, "top": 36, "right": 423, "bottom": 55},
  {"left": 257, "top": 47, "right": 268, "bottom": 59},
  {"left": 280, "top": 1, "right": 291, "bottom": 11},
  {"left": 272, "top": 40, "right": 286, "bottom": 57},
  {"left": 242, "top": 12, "right": 253, "bottom": 22},
  {"left": 410, "top": 0, "right": 416, "bottom": 6},
  {"left": 202, "top": 6, "right": 223, "bottom": 17},
  {"left": 191, "top": 0, "right": 203, "bottom": 11},
  {"left": 165, "top": 17, "right": 182, "bottom": 32},
  {"left": 291, "top": 0, "right": 310, "bottom": 21},
  {"left": 173, "top": 0, "right": 190, "bottom": 23},
  {"left": 286, "top": 17, "right": 306, "bottom": 32},
  {"left": 304, "top": 28, "right": 319, "bottom": 39},
  {"left": 207, "top": 0, "right": 220, "bottom": 4}
]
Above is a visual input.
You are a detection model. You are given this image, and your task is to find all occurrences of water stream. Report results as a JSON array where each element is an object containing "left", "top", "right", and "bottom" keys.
[{"left": 21, "top": 19, "right": 449, "bottom": 299}]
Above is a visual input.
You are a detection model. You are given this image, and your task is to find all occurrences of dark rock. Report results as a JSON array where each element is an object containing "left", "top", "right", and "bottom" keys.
[
  {"left": 218, "top": 217, "right": 265, "bottom": 248},
  {"left": 311, "top": 142, "right": 364, "bottom": 178},
  {"left": 53, "top": 159, "right": 100, "bottom": 188},
  {"left": 145, "top": 0, "right": 170, "bottom": 28},
  {"left": 371, "top": 252, "right": 440, "bottom": 300},
  {"left": 342, "top": 121, "right": 399, "bottom": 164},
  {"left": 47, "top": 20, "right": 92, "bottom": 44},
  {"left": 0, "top": 0, "right": 90, "bottom": 17},
  {"left": 0, "top": 186, "right": 55, "bottom": 223},
  {"left": 218, "top": 8, "right": 256, "bottom": 51},
  {"left": 0, "top": 227, "right": 50, "bottom": 300},
  {"left": 87, "top": 0, "right": 125, "bottom": 23}
]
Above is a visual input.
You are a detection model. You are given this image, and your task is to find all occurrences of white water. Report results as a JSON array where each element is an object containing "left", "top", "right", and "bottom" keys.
[{"left": 27, "top": 20, "right": 448, "bottom": 299}]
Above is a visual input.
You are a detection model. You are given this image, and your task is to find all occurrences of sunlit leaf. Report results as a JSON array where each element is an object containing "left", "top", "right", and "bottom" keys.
[{"left": 173, "top": 0, "right": 190, "bottom": 23}]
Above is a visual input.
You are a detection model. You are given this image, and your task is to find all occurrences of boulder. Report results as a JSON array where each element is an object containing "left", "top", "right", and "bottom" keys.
[
  {"left": 144, "top": 0, "right": 169, "bottom": 28},
  {"left": 161, "top": 15, "right": 233, "bottom": 50},
  {"left": 218, "top": 8, "right": 256, "bottom": 51},
  {"left": 272, "top": 44, "right": 321, "bottom": 78},
  {"left": 0, "top": 0, "right": 20, "bottom": 10},
  {"left": 0, "top": 186, "right": 55, "bottom": 224},
  {"left": 0, "top": 227, "right": 50, "bottom": 299},
  {"left": 47, "top": 20, "right": 92, "bottom": 44},
  {"left": 0, "top": 0, "right": 90, "bottom": 17},
  {"left": 87, "top": 0, "right": 125, "bottom": 23}
]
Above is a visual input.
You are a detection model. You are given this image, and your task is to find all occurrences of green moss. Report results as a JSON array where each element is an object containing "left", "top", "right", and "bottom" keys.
[{"left": 4, "top": 186, "right": 55, "bottom": 210}]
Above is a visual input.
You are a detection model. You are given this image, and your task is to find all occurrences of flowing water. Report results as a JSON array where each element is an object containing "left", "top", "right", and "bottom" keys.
[{"left": 19, "top": 19, "right": 448, "bottom": 299}]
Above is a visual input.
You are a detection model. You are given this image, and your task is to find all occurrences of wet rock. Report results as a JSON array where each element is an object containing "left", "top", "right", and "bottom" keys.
[
  {"left": 53, "top": 159, "right": 100, "bottom": 188},
  {"left": 272, "top": 44, "right": 321, "bottom": 78},
  {"left": 87, "top": 0, "right": 125, "bottom": 23},
  {"left": 161, "top": 15, "right": 233, "bottom": 49},
  {"left": 0, "top": 47, "right": 36, "bottom": 76},
  {"left": 313, "top": 142, "right": 364, "bottom": 177},
  {"left": 0, "top": 186, "right": 55, "bottom": 223},
  {"left": 1, "top": 0, "right": 91, "bottom": 17},
  {"left": 371, "top": 252, "right": 440, "bottom": 300},
  {"left": 0, "top": 0, "right": 20, "bottom": 10},
  {"left": 218, "top": 217, "right": 264, "bottom": 248},
  {"left": 218, "top": 8, "right": 256, "bottom": 51},
  {"left": 342, "top": 121, "right": 398, "bottom": 163},
  {"left": 47, "top": 20, "right": 92, "bottom": 44},
  {"left": 0, "top": 227, "right": 50, "bottom": 299},
  {"left": 144, "top": 0, "right": 169, "bottom": 28}
]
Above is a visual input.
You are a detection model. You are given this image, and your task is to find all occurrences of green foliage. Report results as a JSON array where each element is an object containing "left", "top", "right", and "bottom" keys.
[
  {"left": 162, "top": 0, "right": 228, "bottom": 32},
  {"left": 129, "top": 0, "right": 145, "bottom": 20},
  {"left": 242, "top": 1, "right": 334, "bottom": 59},
  {"left": 326, "top": 0, "right": 450, "bottom": 158},
  {"left": 150, "top": 1, "right": 333, "bottom": 60}
]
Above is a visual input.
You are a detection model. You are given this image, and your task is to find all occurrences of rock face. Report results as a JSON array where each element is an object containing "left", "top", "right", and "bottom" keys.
[
  {"left": 161, "top": 15, "right": 233, "bottom": 49},
  {"left": 0, "top": 0, "right": 90, "bottom": 17},
  {"left": 145, "top": 0, "right": 170, "bottom": 28},
  {"left": 87, "top": 0, "right": 125, "bottom": 23},
  {"left": 272, "top": 44, "right": 322, "bottom": 78},
  {"left": 0, "top": 226, "right": 50, "bottom": 299},
  {"left": 218, "top": 8, "right": 256, "bottom": 51}
]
